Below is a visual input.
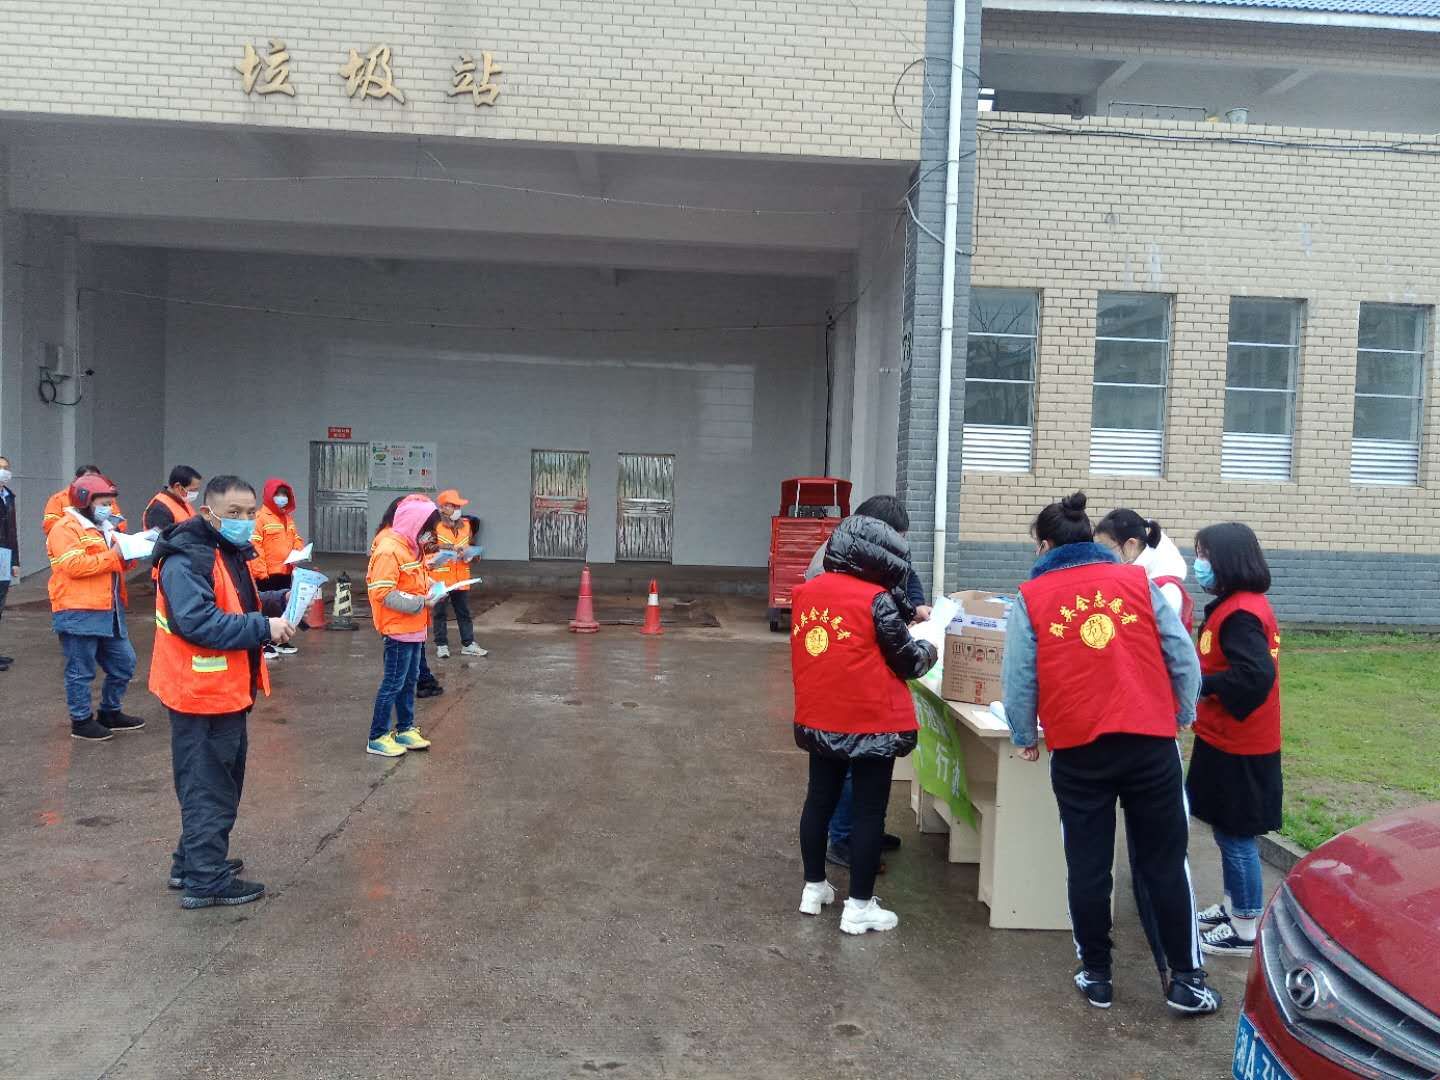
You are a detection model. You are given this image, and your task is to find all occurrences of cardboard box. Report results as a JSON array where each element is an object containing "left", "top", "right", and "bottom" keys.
[{"left": 941, "top": 591, "right": 1011, "bottom": 706}]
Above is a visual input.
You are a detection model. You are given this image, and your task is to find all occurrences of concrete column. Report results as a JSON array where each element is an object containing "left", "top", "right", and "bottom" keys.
[{"left": 898, "top": 0, "right": 981, "bottom": 593}]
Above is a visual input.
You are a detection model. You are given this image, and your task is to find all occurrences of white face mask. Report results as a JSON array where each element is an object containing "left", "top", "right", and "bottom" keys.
[
  {"left": 0, "top": 469, "right": 11, "bottom": 485},
  {"left": 184, "top": 489, "right": 200, "bottom": 504},
  {"left": 447, "top": 509, "right": 462, "bottom": 521},
  {"left": 274, "top": 494, "right": 290, "bottom": 509}
]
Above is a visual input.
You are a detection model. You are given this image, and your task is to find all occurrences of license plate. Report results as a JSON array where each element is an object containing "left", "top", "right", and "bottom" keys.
[{"left": 1234, "top": 1013, "right": 1295, "bottom": 1080}]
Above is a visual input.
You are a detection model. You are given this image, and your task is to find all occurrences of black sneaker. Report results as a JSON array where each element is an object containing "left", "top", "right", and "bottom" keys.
[
  {"left": 1074, "top": 968, "right": 1114, "bottom": 1009},
  {"left": 881, "top": 832, "right": 902, "bottom": 852},
  {"left": 98, "top": 708, "right": 146, "bottom": 732},
  {"left": 825, "top": 842, "right": 852, "bottom": 869},
  {"left": 275, "top": 643, "right": 298, "bottom": 656},
  {"left": 180, "top": 878, "right": 266, "bottom": 909},
  {"left": 1201, "top": 922, "right": 1255, "bottom": 958},
  {"left": 1197, "top": 901, "right": 1232, "bottom": 931},
  {"left": 1167, "top": 970, "right": 1223, "bottom": 1015},
  {"left": 0, "top": 654, "right": 14, "bottom": 664},
  {"left": 415, "top": 680, "right": 444, "bottom": 699},
  {"left": 71, "top": 715, "right": 114, "bottom": 742},
  {"left": 168, "top": 858, "right": 245, "bottom": 890}
]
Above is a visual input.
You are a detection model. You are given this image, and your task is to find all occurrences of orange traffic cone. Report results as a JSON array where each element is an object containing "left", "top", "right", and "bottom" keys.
[
  {"left": 640, "top": 579, "right": 664, "bottom": 636},
  {"left": 569, "top": 565, "right": 600, "bottom": 633},
  {"left": 306, "top": 592, "right": 327, "bottom": 630}
]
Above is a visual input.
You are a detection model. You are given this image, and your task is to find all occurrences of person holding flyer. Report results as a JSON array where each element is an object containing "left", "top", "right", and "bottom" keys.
[
  {"left": 365, "top": 496, "right": 445, "bottom": 757},
  {"left": 253, "top": 478, "right": 307, "bottom": 659},
  {"left": 150, "top": 475, "right": 294, "bottom": 909},
  {"left": 430, "top": 488, "right": 486, "bottom": 660}
]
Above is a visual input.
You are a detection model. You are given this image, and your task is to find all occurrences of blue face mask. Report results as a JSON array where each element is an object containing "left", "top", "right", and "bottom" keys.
[
  {"left": 93, "top": 505, "right": 114, "bottom": 523},
  {"left": 214, "top": 515, "right": 256, "bottom": 547},
  {"left": 274, "top": 495, "right": 289, "bottom": 509},
  {"left": 1193, "top": 557, "right": 1216, "bottom": 591}
]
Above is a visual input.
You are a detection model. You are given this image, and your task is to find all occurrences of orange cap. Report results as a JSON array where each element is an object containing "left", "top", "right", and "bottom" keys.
[{"left": 437, "top": 488, "right": 469, "bottom": 506}]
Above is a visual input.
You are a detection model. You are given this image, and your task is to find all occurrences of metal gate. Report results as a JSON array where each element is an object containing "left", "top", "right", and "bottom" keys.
[
  {"left": 309, "top": 441, "right": 371, "bottom": 554},
  {"left": 616, "top": 453, "right": 675, "bottom": 563},
  {"left": 530, "top": 449, "right": 589, "bottom": 560}
]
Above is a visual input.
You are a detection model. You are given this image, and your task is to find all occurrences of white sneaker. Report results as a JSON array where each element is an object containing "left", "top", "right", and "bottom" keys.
[
  {"left": 262, "top": 645, "right": 280, "bottom": 660},
  {"left": 461, "top": 643, "right": 488, "bottom": 657},
  {"left": 799, "top": 880, "right": 836, "bottom": 916},
  {"left": 435, "top": 645, "right": 450, "bottom": 659},
  {"left": 840, "top": 895, "right": 899, "bottom": 935}
]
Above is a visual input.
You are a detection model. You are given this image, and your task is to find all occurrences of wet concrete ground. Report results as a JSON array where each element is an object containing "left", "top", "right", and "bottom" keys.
[{"left": 0, "top": 594, "right": 1274, "bottom": 1080}]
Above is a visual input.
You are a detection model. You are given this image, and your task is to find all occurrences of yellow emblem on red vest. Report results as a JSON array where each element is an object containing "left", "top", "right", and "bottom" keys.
[
  {"left": 1199, "top": 629, "right": 1213, "bottom": 656},
  {"left": 1048, "top": 589, "right": 1138, "bottom": 650},
  {"left": 793, "top": 606, "right": 853, "bottom": 655}
]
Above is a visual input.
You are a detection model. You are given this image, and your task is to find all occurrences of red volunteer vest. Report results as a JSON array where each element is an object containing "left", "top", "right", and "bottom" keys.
[
  {"left": 1195, "top": 592, "right": 1282, "bottom": 755},
  {"left": 151, "top": 549, "right": 271, "bottom": 714},
  {"left": 1019, "top": 561, "right": 1178, "bottom": 751},
  {"left": 1152, "top": 574, "right": 1195, "bottom": 634},
  {"left": 790, "top": 573, "right": 918, "bottom": 735}
]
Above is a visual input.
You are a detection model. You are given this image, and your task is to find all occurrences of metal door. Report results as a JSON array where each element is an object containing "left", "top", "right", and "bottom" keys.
[
  {"left": 616, "top": 453, "right": 675, "bottom": 563},
  {"left": 530, "top": 450, "right": 589, "bottom": 560},
  {"left": 309, "top": 441, "right": 370, "bottom": 554}
]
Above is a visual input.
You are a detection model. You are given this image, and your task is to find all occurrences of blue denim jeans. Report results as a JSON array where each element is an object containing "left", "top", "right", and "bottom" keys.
[
  {"left": 169, "top": 709, "right": 247, "bottom": 896},
  {"left": 370, "top": 638, "right": 423, "bottom": 741},
  {"left": 58, "top": 632, "right": 136, "bottom": 721},
  {"left": 1214, "top": 828, "right": 1265, "bottom": 917},
  {"left": 828, "top": 771, "right": 854, "bottom": 845}
]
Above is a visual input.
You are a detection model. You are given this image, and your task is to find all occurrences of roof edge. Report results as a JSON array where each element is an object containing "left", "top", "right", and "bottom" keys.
[{"left": 983, "top": 0, "right": 1440, "bottom": 33}]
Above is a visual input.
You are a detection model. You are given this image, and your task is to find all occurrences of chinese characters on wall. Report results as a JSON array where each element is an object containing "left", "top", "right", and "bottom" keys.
[{"left": 233, "top": 41, "right": 503, "bottom": 107}]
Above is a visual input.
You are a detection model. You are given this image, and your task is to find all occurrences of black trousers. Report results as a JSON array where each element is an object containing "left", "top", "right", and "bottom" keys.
[
  {"left": 255, "top": 573, "right": 292, "bottom": 593},
  {"left": 800, "top": 752, "right": 895, "bottom": 900},
  {"left": 1050, "top": 733, "right": 1201, "bottom": 978},
  {"left": 433, "top": 589, "right": 474, "bottom": 647},
  {"left": 170, "top": 709, "right": 248, "bottom": 896}
]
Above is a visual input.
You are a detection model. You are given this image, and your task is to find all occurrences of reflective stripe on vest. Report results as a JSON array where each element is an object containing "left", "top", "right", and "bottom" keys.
[{"left": 191, "top": 655, "right": 229, "bottom": 673}]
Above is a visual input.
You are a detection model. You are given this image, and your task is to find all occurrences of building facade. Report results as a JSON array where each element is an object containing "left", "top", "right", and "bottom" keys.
[{"left": 1, "top": 0, "right": 1437, "bottom": 621}]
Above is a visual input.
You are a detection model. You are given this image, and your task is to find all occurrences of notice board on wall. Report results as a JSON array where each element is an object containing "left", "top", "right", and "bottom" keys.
[{"left": 369, "top": 441, "right": 437, "bottom": 491}]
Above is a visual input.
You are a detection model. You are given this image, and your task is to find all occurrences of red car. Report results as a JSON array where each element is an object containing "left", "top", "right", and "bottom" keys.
[{"left": 1234, "top": 803, "right": 1440, "bottom": 1079}]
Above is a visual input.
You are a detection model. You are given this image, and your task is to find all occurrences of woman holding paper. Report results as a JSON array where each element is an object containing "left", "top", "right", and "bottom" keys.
[
  {"left": 430, "top": 488, "right": 486, "bottom": 660},
  {"left": 253, "top": 477, "right": 307, "bottom": 658},
  {"left": 365, "top": 496, "right": 445, "bottom": 758},
  {"left": 45, "top": 473, "right": 144, "bottom": 741}
]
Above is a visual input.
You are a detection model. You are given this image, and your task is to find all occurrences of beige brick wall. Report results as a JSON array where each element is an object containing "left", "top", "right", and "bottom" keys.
[
  {"left": 982, "top": 10, "right": 1440, "bottom": 78},
  {"left": 963, "top": 113, "right": 1440, "bottom": 555},
  {"left": 0, "top": 0, "right": 923, "bottom": 160}
]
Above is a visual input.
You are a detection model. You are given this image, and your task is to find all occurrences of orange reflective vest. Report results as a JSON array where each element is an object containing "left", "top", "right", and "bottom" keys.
[
  {"left": 44, "top": 489, "right": 126, "bottom": 535},
  {"left": 151, "top": 549, "right": 270, "bottom": 714},
  {"left": 430, "top": 517, "right": 475, "bottom": 589},
  {"left": 46, "top": 511, "right": 125, "bottom": 613},
  {"left": 145, "top": 491, "right": 196, "bottom": 581},
  {"left": 367, "top": 528, "right": 431, "bottom": 637},
  {"left": 253, "top": 506, "right": 303, "bottom": 580}
]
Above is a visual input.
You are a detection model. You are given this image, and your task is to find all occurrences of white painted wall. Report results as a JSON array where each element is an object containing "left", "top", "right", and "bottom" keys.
[
  {"left": 157, "top": 251, "right": 831, "bottom": 566},
  {"left": 847, "top": 212, "right": 904, "bottom": 503}
]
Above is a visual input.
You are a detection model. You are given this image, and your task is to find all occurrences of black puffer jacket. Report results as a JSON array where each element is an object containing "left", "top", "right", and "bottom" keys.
[{"left": 794, "top": 516, "right": 939, "bottom": 760}]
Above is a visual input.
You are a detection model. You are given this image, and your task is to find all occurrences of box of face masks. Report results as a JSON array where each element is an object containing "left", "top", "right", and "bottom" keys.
[{"left": 941, "top": 591, "right": 1012, "bottom": 706}]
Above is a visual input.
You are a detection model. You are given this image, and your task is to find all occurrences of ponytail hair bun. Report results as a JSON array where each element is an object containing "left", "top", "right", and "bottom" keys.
[
  {"left": 1033, "top": 491, "right": 1094, "bottom": 548},
  {"left": 1060, "top": 491, "right": 1088, "bottom": 519},
  {"left": 1145, "top": 519, "right": 1163, "bottom": 548},
  {"left": 1094, "top": 507, "right": 1158, "bottom": 549}
]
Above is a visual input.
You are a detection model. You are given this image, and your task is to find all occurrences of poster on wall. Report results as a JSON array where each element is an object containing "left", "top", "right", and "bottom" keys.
[{"left": 369, "top": 441, "right": 438, "bottom": 491}]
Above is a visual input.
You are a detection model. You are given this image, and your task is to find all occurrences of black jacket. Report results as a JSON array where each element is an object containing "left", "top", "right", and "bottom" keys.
[
  {"left": 0, "top": 485, "right": 16, "bottom": 567},
  {"left": 151, "top": 517, "right": 287, "bottom": 704},
  {"left": 795, "top": 517, "right": 939, "bottom": 760}
]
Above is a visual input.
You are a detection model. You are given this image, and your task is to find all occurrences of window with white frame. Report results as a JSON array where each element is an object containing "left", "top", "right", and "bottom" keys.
[
  {"left": 1091, "top": 293, "right": 1170, "bottom": 476},
  {"left": 1223, "top": 298, "right": 1303, "bottom": 482},
  {"left": 963, "top": 288, "right": 1038, "bottom": 473},
  {"left": 1352, "top": 304, "right": 1428, "bottom": 485}
]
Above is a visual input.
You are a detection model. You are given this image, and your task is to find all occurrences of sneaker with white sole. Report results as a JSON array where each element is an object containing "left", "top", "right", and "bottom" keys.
[
  {"left": 366, "top": 732, "right": 407, "bottom": 758},
  {"left": 262, "top": 644, "right": 280, "bottom": 660},
  {"left": 461, "top": 643, "right": 488, "bottom": 657},
  {"left": 1167, "top": 970, "right": 1224, "bottom": 1015},
  {"left": 1201, "top": 921, "right": 1255, "bottom": 958},
  {"left": 799, "top": 880, "right": 836, "bottom": 916},
  {"left": 275, "top": 643, "right": 298, "bottom": 656},
  {"left": 840, "top": 895, "right": 899, "bottom": 935},
  {"left": 435, "top": 645, "right": 451, "bottom": 659},
  {"left": 1197, "top": 901, "right": 1232, "bottom": 930},
  {"left": 1074, "top": 968, "right": 1114, "bottom": 1009}
]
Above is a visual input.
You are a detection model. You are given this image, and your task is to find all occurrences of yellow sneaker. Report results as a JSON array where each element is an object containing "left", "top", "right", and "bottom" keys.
[
  {"left": 366, "top": 732, "right": 407, "bottom": 758},
  {"left": 393, "top": 727, "right": 431, "bottom": 751}
]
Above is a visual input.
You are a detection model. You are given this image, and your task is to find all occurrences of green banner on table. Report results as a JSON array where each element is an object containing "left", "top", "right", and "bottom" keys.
[{"left": 909, "top": 680, "right": 977, "bottom": 830}]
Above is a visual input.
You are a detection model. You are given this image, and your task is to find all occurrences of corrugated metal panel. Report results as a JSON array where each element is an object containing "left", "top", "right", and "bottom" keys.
[
  {"left": 962, "top": 424, "right": 1032, "bottom": 473},
  {"left": 616, "top": 453, "right": 675, "bottom": 562},
  {"left": 1090, "top": 429, "right": 1165, "bottom": 477},
  {"left": 1156, "top": 0, "right": 1440, "bottom": 15},
  {"left": 530, "top": 450, "right": 589, "bottom": 560},
  {"left": 1351, "top": 439, "right": 1421, "bottom": 485},
  {"left": 1222, "top": 433, "right": 1293, "bottom": 482},
  {"left": 309, "top": 441, "right": 370, "bottom": 554}
]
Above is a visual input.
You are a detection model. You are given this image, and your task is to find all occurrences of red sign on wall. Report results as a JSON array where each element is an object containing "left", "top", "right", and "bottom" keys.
[{"left": 328, "top": 426, "right": 353, "bottom": 440}]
